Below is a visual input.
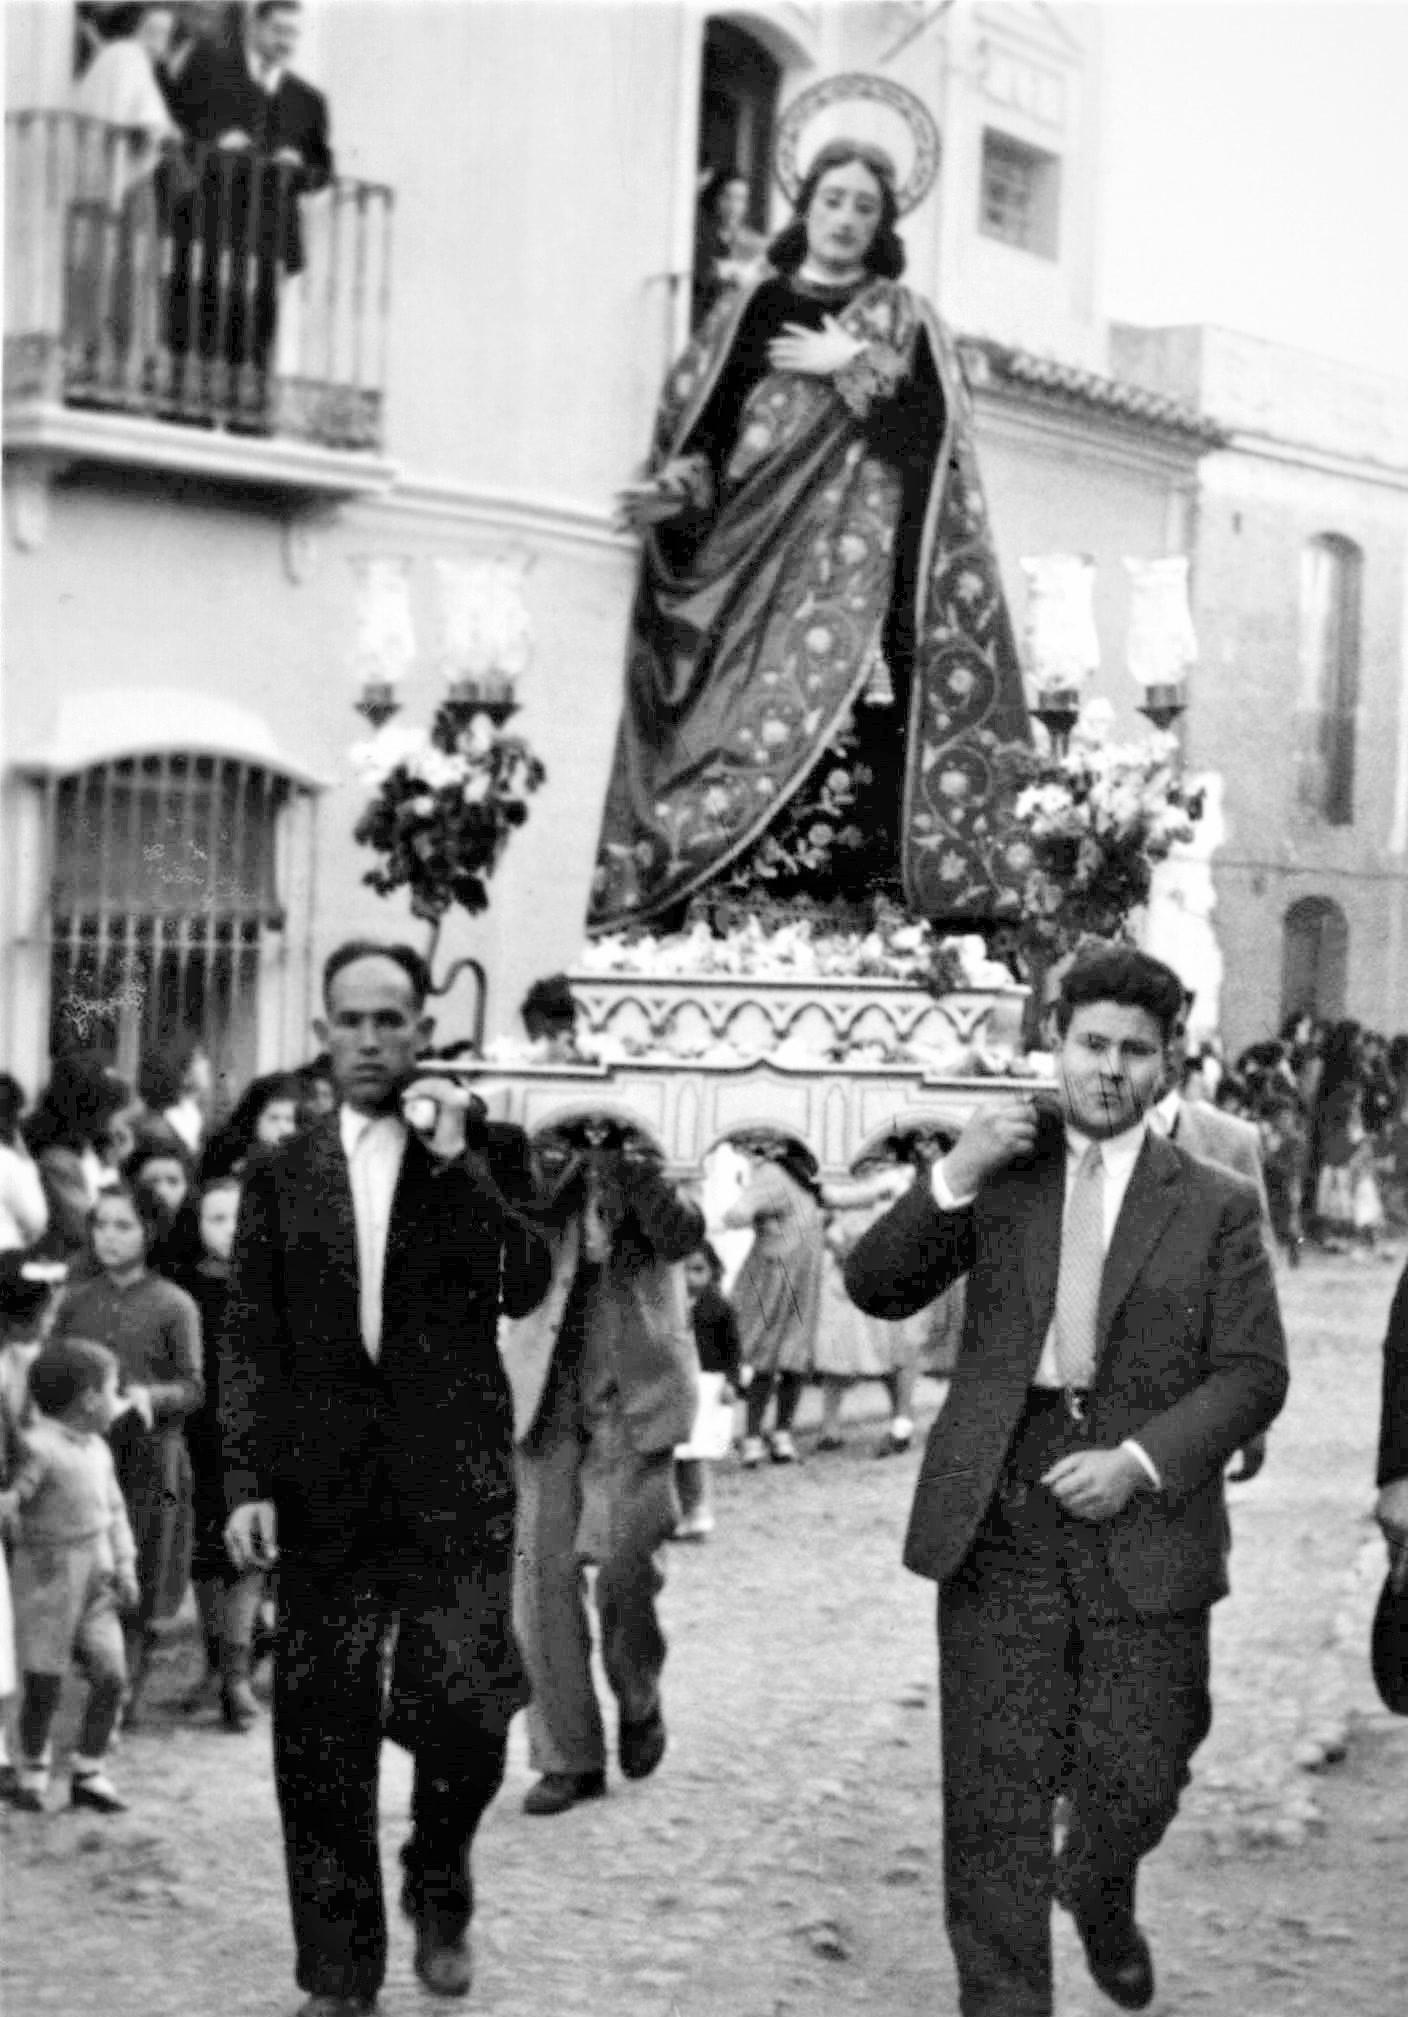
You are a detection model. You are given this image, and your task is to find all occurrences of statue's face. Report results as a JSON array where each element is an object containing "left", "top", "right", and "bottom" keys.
[
  {"left": 716, "top": 178, "right": 750, "bottom": 230},
  {"left": 804, "top": 159, "right": 885, "bottom": 269}
]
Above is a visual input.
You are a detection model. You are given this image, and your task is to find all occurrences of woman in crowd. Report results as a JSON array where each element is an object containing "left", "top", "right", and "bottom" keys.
[
  {"left": 199, "top": 1070, "right": 302, "bottom": 1184},
  {"left": 0, "top": 1078, "right": 48, "bottom": 1257},
  {"left": 814, "top": 1146, "right": 931, "bottom": 1458},
  {"left": 50, "top": 1183, "right": 202, "bottom": 1724},
  {"left": 723, "top": 1132, "right": 825, "bottom": 1466},
  {"left": 691, "top": 166, "right": 766, "bottom": 329},
  {"left": 593, "top": 137, "right": 1027, "bottom": 934},
  {"left": 137, "top": 1035, "right": 214, "bottom": 1161},
  {"left": 24, "top": 1058, "right": 131, "bottom": 1261},
  {"left": 68, "top": 2, "right": 180, "bottom": 372},
  {"left": 127, "top": 1125, "right": 203, "bottom": 1277}
]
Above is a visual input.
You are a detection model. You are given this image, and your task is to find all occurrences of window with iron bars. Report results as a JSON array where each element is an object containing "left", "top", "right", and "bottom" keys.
[
  {"left": 979, "top": 129, "right": 1060, "bottom": 259},
  {"left": 44, "top": 754, "right": 292, "bottom": 1095}
]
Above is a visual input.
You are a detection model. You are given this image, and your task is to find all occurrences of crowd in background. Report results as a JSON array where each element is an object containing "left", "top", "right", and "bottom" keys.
[{"left": 1192, "top": 1014, "right": 1408, "bottom": 1262}]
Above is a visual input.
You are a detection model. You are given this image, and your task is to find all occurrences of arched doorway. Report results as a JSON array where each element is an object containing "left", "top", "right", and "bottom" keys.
[
  {"left": 1280, "top": 896, "right": 1349, "bottom": 1025},
  {"left": 698, "top": 18, "right": 781, "bottom": 231}
]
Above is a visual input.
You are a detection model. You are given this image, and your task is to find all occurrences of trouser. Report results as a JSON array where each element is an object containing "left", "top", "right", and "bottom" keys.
[
  {"left": 938, "top": 1394, "right": 1212, "bottom": 2017},
  {"left": 11, "top": 1539, "right": 126, "bottom": 1764},
  {"left": 274, "top": 1553, "right": 519, "bottom": 2002},
  {"left": 513, "top": 1399, "right": 677, "bottom": 1777},
  {"left": 674, "top": 1457, "right": 715, "bottom": 1522},
  {"left": 745, "top": 1369, "right": 803, "bottom": 1440}
]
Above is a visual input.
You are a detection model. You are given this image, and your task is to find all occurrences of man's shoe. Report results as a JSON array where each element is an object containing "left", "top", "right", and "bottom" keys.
[
  {"left": 413, "top": 1925, "right": 473, "bottom": 1998},
  {"left": 294, "top": 1996, "right": 377, "bottom": 2016},
  {"left": 740, "top": 1435, "right": 766, "bottom": 1468},
  {"left": 1057, "top": 1872, "right": 1155, "bottom": 2012},
  {"left": 521, "top": 1769, "right": 607, "bottom": 1816},
  {"left": 619, "top": 1704, "right": 667, "bottom": 1781},
  {"left": 220, "top": 1674, "right": 261, "bottom": 1732},
  {"left": 768, "top": 1430, "right": 798, "bottom": 1464},
  {"left": 70, "top": 1770, "right": 128, "bottom": 1815}
]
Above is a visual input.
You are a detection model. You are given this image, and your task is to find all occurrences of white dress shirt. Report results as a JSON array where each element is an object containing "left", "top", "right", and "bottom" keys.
[
  {"left": 932, "top": 1120, "right": 1161, "bottom": 1486},
  {"left": 340, "top": 1105, "right": 407, "bottom": 1361},
  {"left": 1150, "top": 1088, "right": 1183, "bottom": 1138}
]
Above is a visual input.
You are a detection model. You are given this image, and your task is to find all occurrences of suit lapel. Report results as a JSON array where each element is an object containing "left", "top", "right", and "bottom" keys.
[
  {"left": 1097, "top": 1130, "right": 1184, "bottom": 1347},
  {"left": 302, "top": 1117, "right": 360, "bottom": 1337},
  {"left": 382, "top": 1132, "right": 433, "bottom": 1332}
]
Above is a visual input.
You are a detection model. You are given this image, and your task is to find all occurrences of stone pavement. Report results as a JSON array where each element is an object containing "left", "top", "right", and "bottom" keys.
[{"left": 3, "top": 1250, "right": 1405, "bottom": 2017}]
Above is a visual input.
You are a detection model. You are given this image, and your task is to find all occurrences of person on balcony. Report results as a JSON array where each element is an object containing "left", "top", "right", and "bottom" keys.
[
  {"left": 503, "top": 1116, "right": 702, "bottom": 1818},
  {"left": 67, "top": 3, "right": 180, "bottom": 388},
  {"left": 165, "top": 0, "right": 333, "bottom": 419},
  {"left": 591, "top": 136, "right": 1030, "bottom": 935}
]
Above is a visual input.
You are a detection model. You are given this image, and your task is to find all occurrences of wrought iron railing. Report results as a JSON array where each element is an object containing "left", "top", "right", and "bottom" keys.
[{"left": 4, "top": 109, "right": 393, "bottom": 451}]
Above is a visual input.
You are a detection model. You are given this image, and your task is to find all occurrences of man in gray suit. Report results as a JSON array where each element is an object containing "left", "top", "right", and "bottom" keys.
[
  {"left": 502, "top": 1119, "right": 702, "bottom": 1818},
  {"left": 845, "top": 948, "right": 1288, "bottom": 2017}
]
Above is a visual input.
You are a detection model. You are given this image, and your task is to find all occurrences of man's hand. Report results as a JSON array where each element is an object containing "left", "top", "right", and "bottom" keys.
[
  {"left": 940, "top": 1096, "right": 1045, "bottom": 1198},
  {"left": 402, "top": 1074, "right": 487, "bottom": 1164},
  {"left": 216, "top": 128, "right": 252, "bottom": 150},
  {"left": 1226, "top": 1434, "right": 1267, "bottom": 1484},
  {"left": 225, "top": 1500, "right": 279, "bottom": 1573},
  {"left": 1376, "top": 1478, "right": 1408, "bottom": 1592},
  {"left": 271, "top": 145, "right": 305, "bottom": 170},
  {"left": 1042, "top": 1447, "right": 1147, "bottom": 1522}
]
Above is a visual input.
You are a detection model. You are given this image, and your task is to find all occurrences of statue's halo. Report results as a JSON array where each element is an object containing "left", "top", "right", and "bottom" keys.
[{"left": 774, "top": 74, "right": 941, "bottom": 218}]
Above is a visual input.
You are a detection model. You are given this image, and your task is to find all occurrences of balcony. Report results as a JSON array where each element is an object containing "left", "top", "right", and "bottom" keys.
[{"left": 3, "top": 110, "right": 398, "bottom": 525}]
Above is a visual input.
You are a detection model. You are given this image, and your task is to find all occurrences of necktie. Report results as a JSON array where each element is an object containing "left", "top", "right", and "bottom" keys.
[{"left": 1054, "top": 1142, "right": 1105, "bottom": 1392}]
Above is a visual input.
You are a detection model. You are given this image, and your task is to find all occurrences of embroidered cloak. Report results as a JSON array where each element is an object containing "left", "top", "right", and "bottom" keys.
[{"left": 588, "top": 271, "right": 1032, "bottom": 933}]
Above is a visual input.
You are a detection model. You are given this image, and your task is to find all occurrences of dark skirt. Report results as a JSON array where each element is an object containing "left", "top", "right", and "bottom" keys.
[{"left": 110, "top": 1416, "right": 193, "bottom": 1624}]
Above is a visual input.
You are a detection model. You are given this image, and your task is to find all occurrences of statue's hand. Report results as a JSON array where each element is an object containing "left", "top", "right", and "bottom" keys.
[
  {"left": 768, "top": 315, "right": 864, "bottom": 379},
  {"left": 616, "top": 481, "right": 689, "bottom": 533}
]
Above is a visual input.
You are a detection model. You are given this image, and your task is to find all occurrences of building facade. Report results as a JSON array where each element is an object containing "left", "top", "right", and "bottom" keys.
[{"left": 2, "top": 0, "right": 1295, "bottom": 1100}]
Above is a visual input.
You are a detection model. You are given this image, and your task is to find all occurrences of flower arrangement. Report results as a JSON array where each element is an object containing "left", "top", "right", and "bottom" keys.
[
  {"left": 577, "top": 901, "right": 1016, "bottom": 994},
  {"left": 351, "top": 704, "right": 546, "bottom": 926},
  {"left": 995, "top": 707, "right": 1204, "bottom": 964}
]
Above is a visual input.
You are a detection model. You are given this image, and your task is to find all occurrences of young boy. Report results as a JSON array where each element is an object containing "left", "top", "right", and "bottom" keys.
[{"left": 0, "top": 1335, "right": 138, "bottom": 1814}]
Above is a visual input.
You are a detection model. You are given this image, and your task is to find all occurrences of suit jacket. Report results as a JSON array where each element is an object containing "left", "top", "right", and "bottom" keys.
[
  {"left": 844, "top": 1121, "right": 1289, "bottom": 1612},
  {"left": 220, "top": 1115, "right": 550, "bottom": 1572},
  {"left": 1173, "top": 1098, "right": 1273, "bottom": 1240},
  {"left": 1377, "top": 1259, "right": 1408, "bottom": 1488},
  {"left": 501, "top": 1164, "right": 702, "bottom": 1455},
  {"left": 167, "top": 44, "right": 332, "bottom": 273}
]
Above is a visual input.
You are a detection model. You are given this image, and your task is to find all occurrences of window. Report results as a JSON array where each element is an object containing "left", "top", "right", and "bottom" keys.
[
  {"left": 1281, "top": 896, "right": 1349, "bottom": 1024},
  {"left": 44, "top": 754, "right": 293, "bottom": 1092},
  {"left": 1297, "top": 535, "right": 1363, "bottom": 826},
  {"left": 979, "top": 129, "right": 1060, "bottom": 259}
]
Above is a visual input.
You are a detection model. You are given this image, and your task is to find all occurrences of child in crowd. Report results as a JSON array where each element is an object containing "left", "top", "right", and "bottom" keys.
[
  {"left": 0, "top": 1257, "right": 67, "bottom": 1801},
  {"left": 50, "top": 1184, "right": 202, "bottom": 1725},
  {"left": 171, "top": 1176, "right": 263, "bottom": 1730},
  {"left": 0, "top": 1336, "right": 138, "bottom": 1814},
  {"left": 674, "top": 1242, "right": 742, "bottom": 1541},
  {"left": 127, "top": 1127, "right": 202, "bottom": 1277}
]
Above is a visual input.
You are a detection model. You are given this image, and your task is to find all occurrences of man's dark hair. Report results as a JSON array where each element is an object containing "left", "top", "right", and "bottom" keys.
[
  {"left": 767, "top": 140, "right": 906, "bottom": 282},
  {"left": 1052, "top": 946, "right": 1184, "bottom": 1043},
  {"left": 521, "top": 973, "right": 578, "bottom": 1034},
  {"left": 322, "top": 941, "right": 432, "bottom": 1010},
  {"left": 254, "top": 0, "right": 301, "bottom": 20},
  {"left": 28, "top": 1336, "right": 118, "bottom": 1419}
]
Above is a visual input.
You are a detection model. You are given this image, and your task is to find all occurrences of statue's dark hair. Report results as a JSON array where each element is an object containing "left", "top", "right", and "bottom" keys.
[{"left": 766, "top": 140, "right": 906, "bottom": 282}]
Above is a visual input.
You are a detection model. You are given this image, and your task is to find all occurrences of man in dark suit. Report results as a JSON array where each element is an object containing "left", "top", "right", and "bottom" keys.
[
  {"left": 165, "top": 0, "right": 332, "bottom": 407},
  {"left": 1376, "top": 1258, "right": 1408, "bottom": 1568},
  {"left": 222, "top": 940, "right": 551, "bottom": 2017},
  {"left": 845, "top": 947, "right": 1288, "bottom": 2017}
]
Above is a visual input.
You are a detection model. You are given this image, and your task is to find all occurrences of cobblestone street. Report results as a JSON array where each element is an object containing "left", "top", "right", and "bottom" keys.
[{"left": 4, "top": 1250, "right": 1407, "bottom": 2017}]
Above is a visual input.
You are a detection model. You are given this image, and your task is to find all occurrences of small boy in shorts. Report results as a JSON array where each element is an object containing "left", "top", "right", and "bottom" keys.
[{"left": 0, "top": 1335, "right": 138, "bottom": 1814}]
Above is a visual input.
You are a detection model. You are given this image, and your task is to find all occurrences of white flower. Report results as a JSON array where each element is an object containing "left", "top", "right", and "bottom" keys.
[
  {"left": 350, "top": 724, "right": 430, "bottom": 788},
  {"left": 420, "top": 747, "right": 469, "bottom": 792}
]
